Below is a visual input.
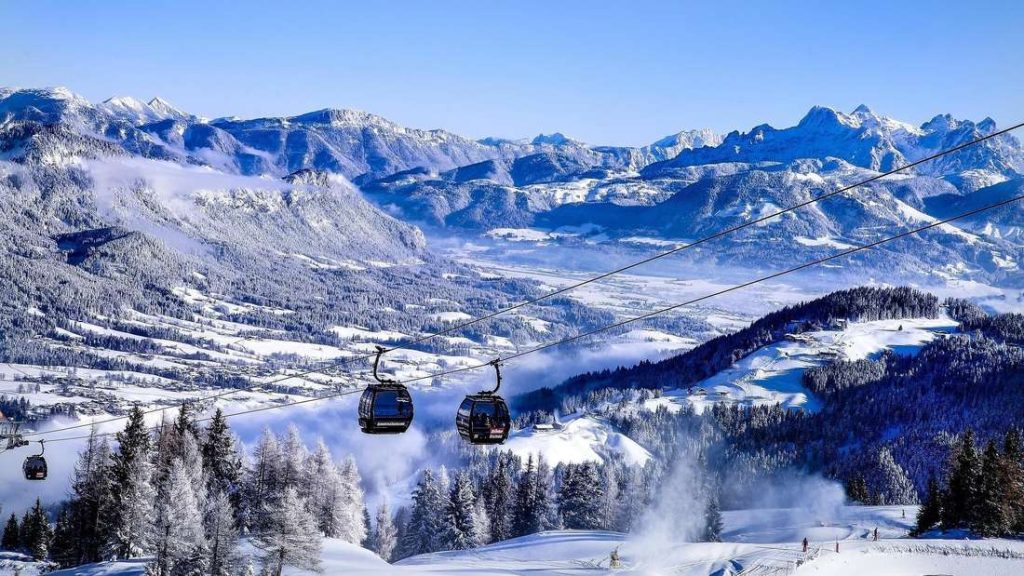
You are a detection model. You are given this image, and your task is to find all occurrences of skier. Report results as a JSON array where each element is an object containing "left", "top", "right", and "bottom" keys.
[
  {"left": 835, "top": 541, "right": 840, "bottom": 553},
  {"left": 802, "top": 537, "right": 808, "bottom": 553},
  {"left": 873, "top": 527, "right": 878, "bottom": 541}
]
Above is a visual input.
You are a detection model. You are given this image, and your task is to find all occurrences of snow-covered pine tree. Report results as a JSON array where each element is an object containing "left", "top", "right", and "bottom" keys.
[
  {"left": 336, "top": 456, "right": 367, "bottom": 545},
  {"left": 108, "top": 407, "right": 153, "bottom": 559},
  {"left": 484, "top": 453, "right": 516, "bottom": 542},
  {"left": 301, "top": 440, "right": 337, "bottom": 536},
  {"left": 472, "top": 495, "right": 491, "bottom": 547},
  {"left": 536, "top": 455, "right": 560, "bottom": 532},
  {"left": 600, "top": 462, "right": 621, "bottom": 531},
  {"left": 702, "top": 494, "right": 723, "bottom": 542},
  {"left": 399, "top": 469, "right": 445, "bottom": 558},
  {"left": 558, "top": 462, "right": 604, "bottom": 529},
  {"left": 150, "top": 459, "right": 208, "bottom": 576},
  {"left": 240, "top": 428, "right": 280, "bottom": 532},
  {"left": 361, "top": 506, "right": 372, "bottom": 549},
  {"left": 869, "top": 448, "right": 918, "bottom": 505},
  {"left": 443, "top": 471, "right": 479, "bottom": 550},
  {"left": 48, "top": 427, "right": 116, "bottom": 565},
  {"left": 254, "top": 487, "right": 322, "bottom": 576},
  {"left": 202, "top": 409, "right": 241, "bottom": 497},
  {"left": 371, "top": 500, "right": 397, "bottom": 562},
  {"left": 111, "top": 445, "right": 156, "bottom": 558},
  {"left": 50, "top": 508, "right": 76, "bottom": 568},
  {"left": 22, "top": 499, "right": 52, "bottom": 561},
  {"left": 205, "top": 490, "right": 241, "bottom": 576},
  {"left": 277, "top": 425, "right": 308, "bottom": 495},
  {"left": 512, "top": 455, "right": 540, "bottom": 537},
  {"left": 2, "top": 513, "right": 18, "bottom": 550}
]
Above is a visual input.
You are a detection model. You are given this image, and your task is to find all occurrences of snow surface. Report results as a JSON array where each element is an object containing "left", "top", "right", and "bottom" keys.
[
  {"left": 503, "top": 414, "right": 652, "bottom": 466},
  {"left": 42, "top": 506, "right": 1024, "bottom": 575},
  {"left": 645, "top": 315, "right": 958, "bottom": 415}
]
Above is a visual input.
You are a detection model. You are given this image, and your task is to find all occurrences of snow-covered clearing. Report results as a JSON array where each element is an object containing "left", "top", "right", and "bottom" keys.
[{"left": 504, "top": 415, "right": 652, "bottom": 466}]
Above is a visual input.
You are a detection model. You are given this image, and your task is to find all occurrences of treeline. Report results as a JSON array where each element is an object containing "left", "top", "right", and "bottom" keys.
[
  {"left": 915, "top": 429, "right": 1024, "bottom": 538},
  {"left": 379, "top": 448, "right": 722, "bottom": 562},
  {"left": 516, "top": 286, "right": 940, "bottom": 412},
  {"left": 1, "top": 407, "right": 366, "bottom": 576}
]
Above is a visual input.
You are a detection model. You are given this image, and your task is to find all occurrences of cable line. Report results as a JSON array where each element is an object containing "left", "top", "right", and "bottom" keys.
[
  {"left": 22, "top": 120, "right": 1024, "bottom": 439},
  {"left": 36, "top": 186, "right": 1024, "bottom": 445}
]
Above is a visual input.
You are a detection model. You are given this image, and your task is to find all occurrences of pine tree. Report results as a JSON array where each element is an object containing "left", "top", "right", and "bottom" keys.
[
  {"left": 371, "top": 500, "right": 397, "bottom": 562},
  {"left": 976, "top": 440, "right": 1009, "bottom": 536},
  {"left": 535, "top": 456, "right": 560, "bottom": 532},
  {"left": 1001, "top": 429, "right": 1024, "bottom": 533},
  {"left": 512, "top": 455, "right": 540, "bottom": 537},
  {"left": 336, "top": 456, "right": 367, "bottom": 545},
  {"left": 240, "top": 428, "right": 280, "bottom": 532},
  {"left": 276, "top": 425, "right": 307, "bottom": 495},
  {"left": 914, "top": 476, "right": 943, "bottom": 535},
  {"left": 202, "top": 409, "right": 241, "bottom": 497},
  {"left": 471, "top": 496, "right": 491, "bottom": 547},
  {"left": 205, "top": 490, "right": 241, "bottom": 576},
  {"left": 870, "top": 448, "right": 918, "bottom": 505},
  {"left": 484, "top": 455, "right": 515, "bottom": 542},
  {"left": 2, "top": 513, "right": 18, "bottom": 550},
  {"left": 943, "top": 429, "right": 980, "bottom": 530},
  {"left": 845, "top": 475, "right": 870, "bottom": 504},
  {"left": 150, "top": 459, "right": 208, "bottom": 576},
  {"left": 702, "top": 494, "right": 723, "bottom": 542},
  {"left": 50, "top": 507, "right": 77, "bottom": 568},
  {"left": 558, "top": 463, "right": 605, "bottom": 529},
  {"left": 112, "top": 446, "right": 156, "bottom": 559},
  {"left": 443, "top": 471, "right": 479, "bottom": 550},
  {"left": 400, "top": 470, "right": 445, "bottom": 557},
  {"left": 108, "top": 407, "right": 153, "bottom": 559},
  {"left": 69, "top": 429, "right": 115, "bottom": 564},
  {"left": 22, "top": 499, "right": 52, "bottom": 561},
  {"left": 254, "top": 487, "right": 322, "bottom": 576}
]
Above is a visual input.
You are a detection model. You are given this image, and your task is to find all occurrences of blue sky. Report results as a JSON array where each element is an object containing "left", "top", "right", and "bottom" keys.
[{"left": 2, "top": 1, "right": 1020, "bottom": 146}]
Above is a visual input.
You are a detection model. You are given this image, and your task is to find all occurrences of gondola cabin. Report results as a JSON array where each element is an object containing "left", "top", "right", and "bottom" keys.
[
  {"left": 359, "top": 346, "right": 414, "bottom": 434},
  {"left": 23, "top": 454, "right": 46, "bottom": 480},
  {"left": 358, "top": 384, "right": 414, "bottom": 434},
  {"left": 456, "top": 394, "right": 511, "bottom": 444},
  {"left": 456, "top": 359, "right": 512, "bottom": 445}
]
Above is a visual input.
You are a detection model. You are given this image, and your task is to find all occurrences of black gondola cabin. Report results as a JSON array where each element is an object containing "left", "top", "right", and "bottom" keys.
[
  {"left": 24, "top": 454, "right": 46, "bottom": 480},
  {"left": 456, "top": 359, "right": 512, "bottom": 445},
  {"left": 359, "top": 346, "right": 414, "bottom": 434}
]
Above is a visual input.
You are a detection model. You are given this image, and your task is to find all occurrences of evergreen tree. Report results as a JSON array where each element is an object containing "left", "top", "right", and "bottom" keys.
[
  {"left": 50, "top": 507, "right": 77, "bottom": 568},
  {"left": 1002, "top": 429, "right": 1024, "bottom": 533},
  {"left": 512, "top": 456, "right": 540, "bottom": 537},
  {"left": 371, "top": 500, "right": 397, "bottom": 562},
  {"left": 108, "top": 406, "right": 153, "bottom": 559},
  {"left": 443, "top": 471, "right": 479, "bottom": 550},
  {"left": 240, "top": 428, "right": 279, "bottom": 532},
  {"left": 558, "top": 463, "right": 605, "bottom": 529},
  {"left": 975, "top": 440, "right": 1010, "bottom": 536},
  {"left": 335, "top": 456, "right": 367, "bottom": 545},
  {"left": 68, "top": 429, "right": 115, "bottom": 564},
  {"left": 845, "top": 475, "right": 869, "bottom": 504},
  {"left": 484, "top": 454, "right": 515, "bottom": 542},
  {"left": 205, "top": 490, "right": 241, "bottom": 576},
  {"left": 943, "top": 429, "right": 980, "bottom": 530},
  {"left": 535, "top": 456, "right": 560, "bottom": 532},
  {"left": 254, "top": 487, "right": 322, "bottom": 576},
  {"left": 399, "top": 470, "right": 445, "bottom": 558},
  {"left": 1, "top": 513, "right": 18, "bottom": 550},
  {"left": 22, "top": 499, "right": 52, "bottom": 561},
  {"left": 276, "top": 425, "right": 307, "bottom": 495},
  {"left": 202, "top": 409, "right": 241, "bottom": 497},
  {"left": 702, "top": 494, "right": 723, "bottom": 542},
  {"left": 150, "top": 460, "right": 208, "bottom": 576},
  {"left": 471, "top": 496, "right": 491, "bottom": 547},
  {"left": 914, "top": 476, "right": 943, "bottom": 535}
]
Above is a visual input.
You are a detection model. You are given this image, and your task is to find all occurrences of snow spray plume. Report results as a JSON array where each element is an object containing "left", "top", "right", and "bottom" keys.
[{"left": 628, "top": 443, "right": 712, "bottom": 573}]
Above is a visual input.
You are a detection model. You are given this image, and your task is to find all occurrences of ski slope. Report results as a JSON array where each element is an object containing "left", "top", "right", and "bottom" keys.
[
  {"left": 644, "top": 315, "right": 958, "bottom": 415},
  {"left": 44, "top": 506, "right": 1024, "bottom": 576}
]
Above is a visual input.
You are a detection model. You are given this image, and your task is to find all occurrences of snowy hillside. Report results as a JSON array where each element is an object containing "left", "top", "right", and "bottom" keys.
[{"left": 42, "top": 506, "right": 1024, "bottom": 576}]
